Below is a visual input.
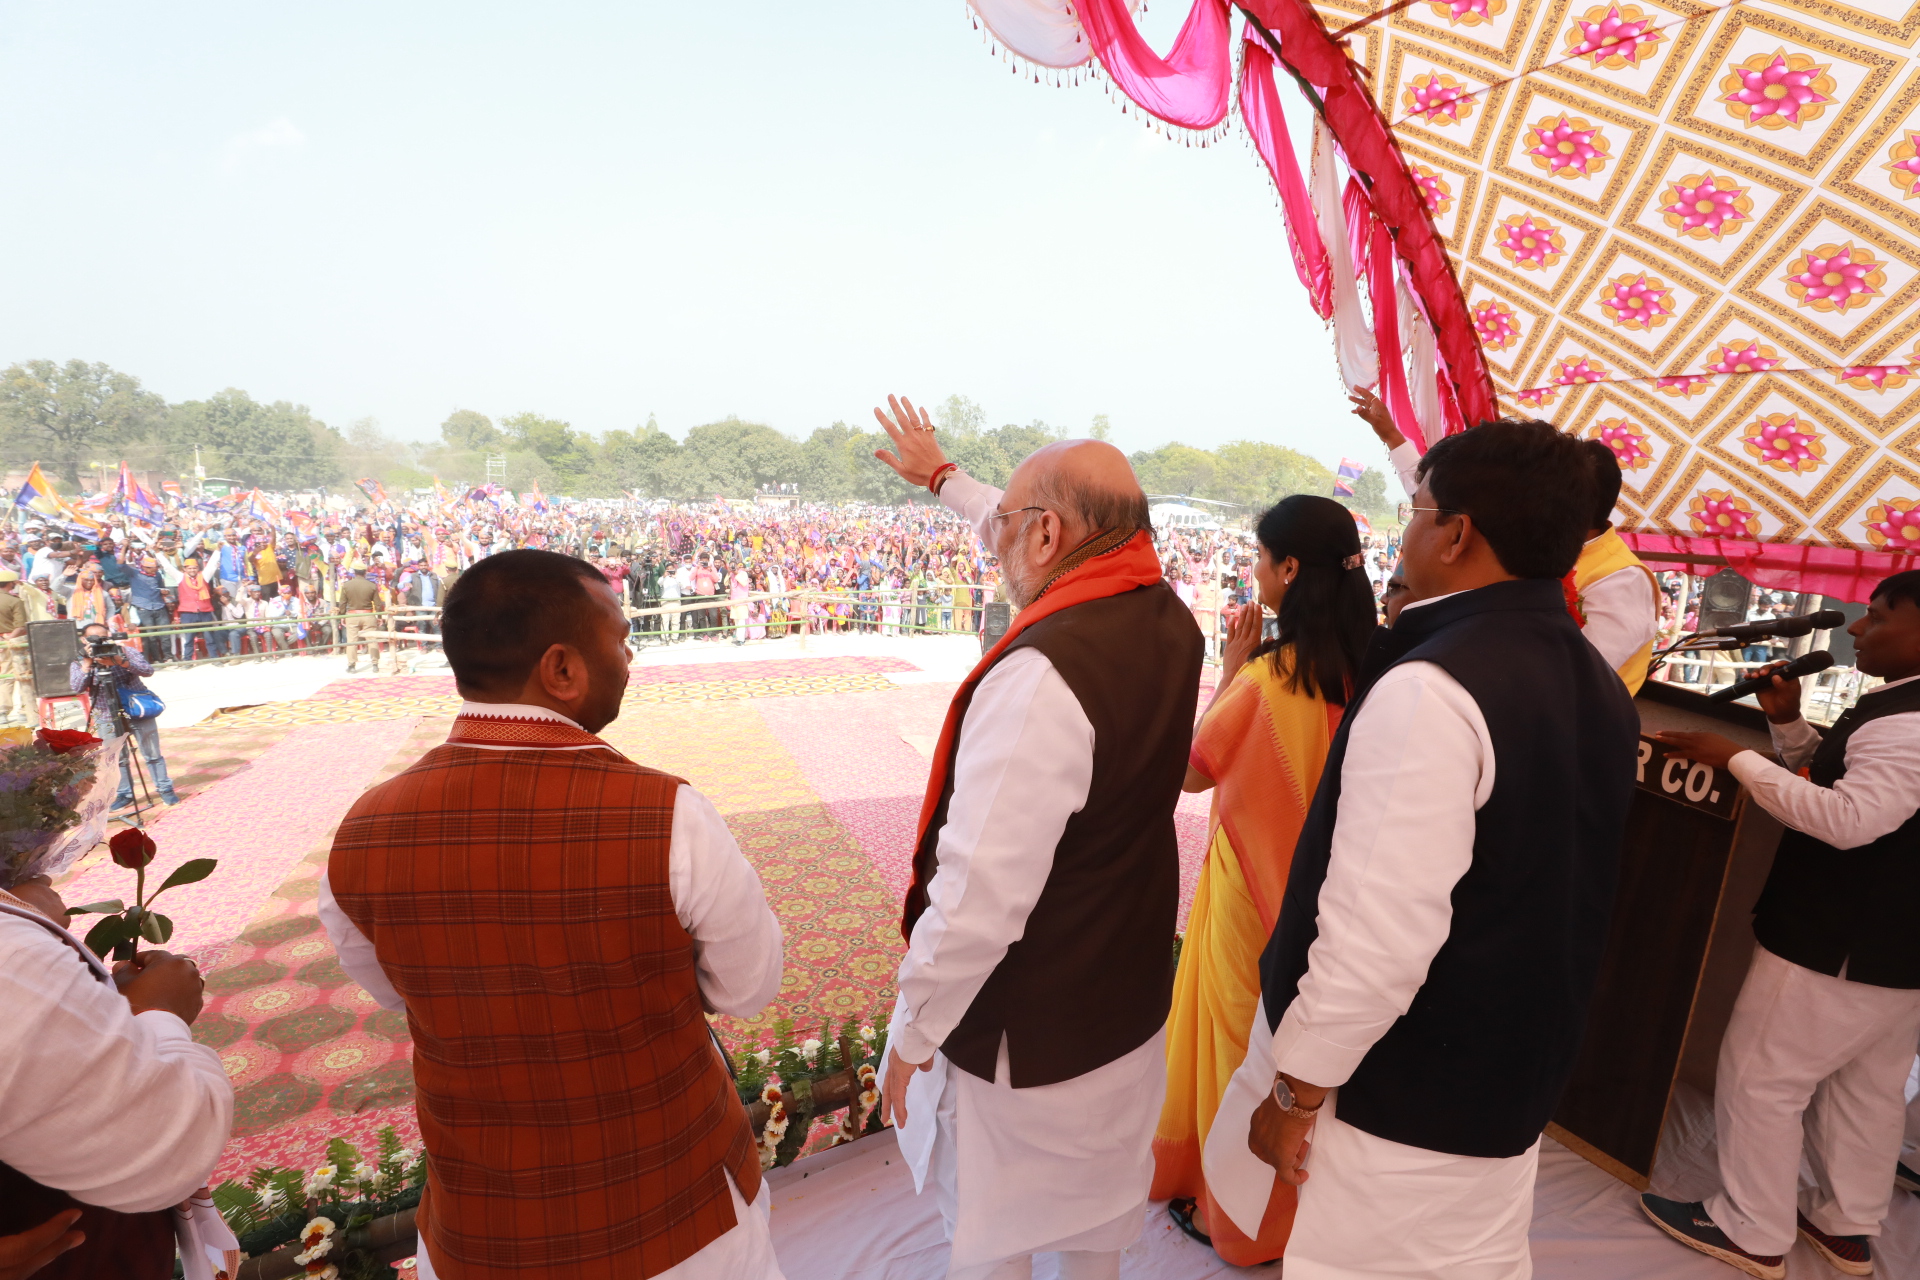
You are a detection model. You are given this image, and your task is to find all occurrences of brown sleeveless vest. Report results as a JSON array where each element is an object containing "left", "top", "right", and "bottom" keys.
[
  {"left": 328, "top": 731, "right": 761, "bottom": 1280},
  {"left": 930, "top": 583, "right": 1204, "bottom": 1087}
]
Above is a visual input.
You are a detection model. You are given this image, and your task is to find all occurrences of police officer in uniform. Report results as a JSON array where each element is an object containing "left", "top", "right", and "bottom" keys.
[{"left": 1645, "top": 570, "right": 1920, "bottom": 1279}]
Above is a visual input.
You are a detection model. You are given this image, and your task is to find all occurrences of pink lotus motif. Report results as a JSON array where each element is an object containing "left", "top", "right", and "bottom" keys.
[
  {"left": 1552, "top": 355, "right": 1610, "bottom": 386},
  {"left": 1741, "top": 413, "right": 1826, "bottom": 474},
  {"left": 1885, "top": 133, "right": 1920, "bottom": 200},
  {"left": 1564, "top": 4, "right": 1666, "bottom": 69},
  {"left": 1598, "top": 272, "right": 1675, "bottom": 331},
  {"left": 1707, "top": 340, "right": 1783, "bottom": 377},
  {"left": 1594, "top": 418, "right": 1653, "bottom": 471},
  {"left": 1412, "top": 164, "right": 1455, "bottom": 216},
  {"left": 1658, "top": 374, "right": 1715, "bottom": 398},
  {"left": 1865, "top": 496, "right": 1920, "bottom": 550},
  {"left": 1838, "top": 364, "right": 1913, "bottom": 393},
  {"left": 1720, "top": 50, "right": 1836, "bottom": 131},
  {"left": 1403, "top": 73, "right": 1476, "bottom": 127},
  {"left": 1687, "top": 489, "right": 1762, "bottom": 538},
  {"left": 1494, "top": 212, "right": 1566, "bottom": 271},
  {"left": 1515, "top": 386, "right": 1560, "bottom": 409},
  {"left": 1527, "top": 114, "right": 1611, "bottom": 180},
  {"left": 1471, "top": 298, "right": 1521, "bottom": 351},
  {"left": 1783, "top": 242, "right": 1885, "bottom": 315},
  {"left": 1658, "top": 173, "right": 1753, "bottom": 242},
  {"left": 1425, "top": 0, "right": 1506, "bottom": 26}
]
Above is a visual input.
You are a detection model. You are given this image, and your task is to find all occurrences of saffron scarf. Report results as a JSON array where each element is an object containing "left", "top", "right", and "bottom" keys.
[{"left": 900, "top": 527, "right": 1165, "bottom": 939}]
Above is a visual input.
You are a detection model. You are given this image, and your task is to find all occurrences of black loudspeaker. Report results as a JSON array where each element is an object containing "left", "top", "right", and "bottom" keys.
[
  {"left": 25, "top": 620, "right": 80, "bottom": 699},
  {"left": 1697, "top": 569, "right": 1752, "bottom": 634},
  {"left": 980, "top": 602, "right": 1012, "bottom": 654}
]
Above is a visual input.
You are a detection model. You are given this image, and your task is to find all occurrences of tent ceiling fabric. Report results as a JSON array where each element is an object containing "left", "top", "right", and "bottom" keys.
[
  {"left": 1317, "top": 0, "right": 1920, "bottom": 585},
  {"left": 965, "top": 0, "right": 1920, "bottom": 594}
]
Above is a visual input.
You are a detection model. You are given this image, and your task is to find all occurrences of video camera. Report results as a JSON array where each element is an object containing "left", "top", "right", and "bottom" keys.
[{"left": 84, "top": 633, "right": 123, "bottom": 660}]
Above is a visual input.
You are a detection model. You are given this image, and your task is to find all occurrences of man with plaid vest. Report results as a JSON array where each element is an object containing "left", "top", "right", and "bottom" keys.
[{"left": 319, "top": 549, "right": 785, "bottom": 1280}]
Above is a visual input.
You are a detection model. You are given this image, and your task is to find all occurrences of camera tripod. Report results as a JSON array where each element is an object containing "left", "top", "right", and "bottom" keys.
[{"left": 83, "top": 648, "right": 159, "bottom": 824}]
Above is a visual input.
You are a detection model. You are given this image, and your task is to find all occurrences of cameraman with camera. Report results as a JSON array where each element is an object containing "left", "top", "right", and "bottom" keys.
[{"left": 68, "top": 625, "right": 180, "bottom": 813}]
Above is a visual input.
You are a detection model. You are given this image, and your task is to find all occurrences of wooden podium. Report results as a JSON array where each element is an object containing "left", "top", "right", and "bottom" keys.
[{"left": 1546, "top": 680, "right": 1786, "bottom": 1186}]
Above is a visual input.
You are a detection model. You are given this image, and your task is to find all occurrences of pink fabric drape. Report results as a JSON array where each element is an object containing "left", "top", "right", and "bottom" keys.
[
  {"left": 1620, "top": 532, "right": 1919, "bottom": 604},
  {"left": 1075, "top": 0, "right": 1232, "bottom": 131},
  {"left": 1367, "top": 218, "right": 1423, "bottom": 452},
  {"left": 1239, "top": 35, "right": 1330, "bottom": 317},
  {"left": 1238, "top": 0, "right": 1496, "bottom": 427}
]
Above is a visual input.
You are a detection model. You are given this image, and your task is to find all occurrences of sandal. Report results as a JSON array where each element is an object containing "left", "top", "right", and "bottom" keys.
[{"left": 1167, "top": 1197, "right": 1213, "bottom": 1247}]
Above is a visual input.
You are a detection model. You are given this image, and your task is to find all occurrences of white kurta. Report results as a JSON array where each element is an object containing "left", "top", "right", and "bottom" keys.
[
  {"left": 885, "top": 630, "right": 1163, "bottom": 1272},
  {"left": 1705, "top": 678, "right": 1920, "bottom": 1255},
  {"left": 1204, "top": 632, "right": 1543, "bottom": 1279},
  {"left": 0, "top": 901, "right": 233, "bottom": 1212},
  {"left": 317, "top": 702, "right": 787, "bottom": 1280}
]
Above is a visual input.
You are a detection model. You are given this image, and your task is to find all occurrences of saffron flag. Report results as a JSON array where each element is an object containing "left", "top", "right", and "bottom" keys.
[
  {"left": 355, "top": 477, "right": 389, "bottom": 505},
  {"left": 12, "top": 464, "right": 70, "bottom": 519},
  {"left": 1333, "top": 457, "right": 1364, "bottom": 498},
  {"left": 116, "top": 463, "right": 165, "bottom": 528}
]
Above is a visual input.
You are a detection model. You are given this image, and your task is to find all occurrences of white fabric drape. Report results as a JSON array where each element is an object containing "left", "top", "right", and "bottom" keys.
[
  {"left": 968, "top": 0, "right": 1140, "bottom": 70},
  {"left": 1311, "top": 119, "right": 1377, "bottom": 391}
]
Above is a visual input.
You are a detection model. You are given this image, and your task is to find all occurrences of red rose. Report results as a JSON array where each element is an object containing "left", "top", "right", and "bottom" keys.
[
  {"left": 36, "top": 729, "right": 100, "bottom": 756},
  {"left": 109, "top": 828, "right": 156, "bottom": 869}
]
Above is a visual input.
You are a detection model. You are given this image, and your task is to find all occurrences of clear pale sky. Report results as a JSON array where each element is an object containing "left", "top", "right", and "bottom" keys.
[{"left": 0, "top": 1, "right": 1386, "bottom": 474}]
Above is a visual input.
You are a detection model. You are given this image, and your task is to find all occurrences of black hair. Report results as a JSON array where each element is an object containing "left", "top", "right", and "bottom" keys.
[
  {"left": 1582, "top": 438, "right": 1622, "bottom": 533},
  {"left": 441, "top": 549, "right": 613, "bottom": 695},
  {"left": 1871, "top": 569, "right": 1920, "bottom": 612},
  {"left": 1415, "top": 419, "right": 1591, "bottom": 579},
  {"left": 1249, "top": 495, "right": 1377, "bottom": 705}
]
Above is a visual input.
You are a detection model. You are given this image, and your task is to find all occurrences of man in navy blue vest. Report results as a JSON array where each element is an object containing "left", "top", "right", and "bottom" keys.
[
  {"left": 1646, "top": 573, "right": 1920, "bottom": 1279},
  {"left": 1201, "top": 419, "right": 1639, "bottom": 1278}
]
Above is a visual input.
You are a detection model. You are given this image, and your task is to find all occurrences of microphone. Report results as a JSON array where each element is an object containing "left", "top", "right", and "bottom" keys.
[
  {"left": 1700, "top": 608, "right": 1846, "bottom": 641},
  {"left": 1707, "top": 650, "right": 1835, "bottom": 703}
]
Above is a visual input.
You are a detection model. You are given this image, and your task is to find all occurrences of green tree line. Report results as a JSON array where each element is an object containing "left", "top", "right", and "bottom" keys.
[{"left": 0, "top": 363, "right": 1394, "bottom": 523}]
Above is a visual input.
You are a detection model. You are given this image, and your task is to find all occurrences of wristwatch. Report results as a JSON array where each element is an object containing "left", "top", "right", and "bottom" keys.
[{"left": 1270, "top": 1075, "right": 1324, "bottom": 1121}]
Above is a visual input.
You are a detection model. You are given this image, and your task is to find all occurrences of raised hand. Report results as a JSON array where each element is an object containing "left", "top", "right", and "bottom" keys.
[
  {"left": 1221, "top": 603, "right": 1265, "bottom": 677},
  {"left": 872, "top": 395, "right": 949, "bottom": 489},
  {"left": 1348, "top": 386, "right": 1404, "bottom": 450}
]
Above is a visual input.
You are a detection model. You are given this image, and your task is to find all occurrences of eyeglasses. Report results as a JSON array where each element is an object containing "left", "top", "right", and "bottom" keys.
[
  {"left": 1405, "top": 505, "right": 1462, "bottom": 519},
  {"left": 987, "top": 506, "right": 1047, "bottom": 523}
]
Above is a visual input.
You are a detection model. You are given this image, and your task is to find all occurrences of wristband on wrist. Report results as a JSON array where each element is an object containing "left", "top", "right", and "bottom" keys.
[{"left": 928, "top": 463, "right": 959, "bottom": 495}]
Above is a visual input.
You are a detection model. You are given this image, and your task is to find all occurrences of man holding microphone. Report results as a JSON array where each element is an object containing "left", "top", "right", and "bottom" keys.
[{"left": 1647, "top": 571, "right": 1920, "bottom": 1278}]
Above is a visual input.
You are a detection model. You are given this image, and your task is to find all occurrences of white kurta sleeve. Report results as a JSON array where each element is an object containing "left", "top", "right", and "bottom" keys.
[
  {"left": 1580, "top": 565, "right": 1659, "bottom": 672},
  {"left": 936, "top": 472, "right": 1004, "bottom": 545},
  {"left": 1272, "top": 660, "right": 1493, "bottom": 1087},
  {"left": 1387, "top": 440, "right": 1422, "bottom": 499},
  {"left": 888, "top": 648, "right": 1095, "bottom": 1066},
  {"left": 668, "top": 783, "right": 785, "bottom": 1018},
  {"left": 0, "top": 918, "right": 233, "bottom": 1212},
  {"left": 1727, "top": 712, "right": 1920, "bottom": 850},
  {"left": 317, "top": 872, "right": 405, "bottom": 1012}
]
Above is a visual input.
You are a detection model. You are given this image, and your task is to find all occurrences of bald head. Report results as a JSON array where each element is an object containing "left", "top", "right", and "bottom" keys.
[{"left": 1005, "top": 439, "right": 1151, "bottom": 543}]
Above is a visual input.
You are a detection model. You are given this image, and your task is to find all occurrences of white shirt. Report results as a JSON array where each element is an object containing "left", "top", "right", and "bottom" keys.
[
  {"left": 1271, "top": 654, "right": 1494, "bottom": 1085},
  {"left": 1727, "top": 673, "right": 1920, "bottom": 850},
  {"left": 1579, "top": 536, "right": 1659, "bottom": 673},
  {"left": 0, "top": 902, "right": 233, "bottom": 1212},
  {"left": 318, "top": 703, "right": 784, "bottom": 1020}
]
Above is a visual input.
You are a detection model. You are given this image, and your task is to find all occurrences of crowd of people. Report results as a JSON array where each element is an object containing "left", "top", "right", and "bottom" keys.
[{"left": 1, "top": 394, "right": 1916, "bottom": 1280}]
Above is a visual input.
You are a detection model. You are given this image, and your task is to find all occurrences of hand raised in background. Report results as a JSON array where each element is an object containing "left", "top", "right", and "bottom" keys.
[{"left": 872, "top": 395, "right": 950, "bottom": 489}]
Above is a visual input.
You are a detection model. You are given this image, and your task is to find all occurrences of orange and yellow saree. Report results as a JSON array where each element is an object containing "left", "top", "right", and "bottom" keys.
[{"left": 1151, "top": 651, "right": 1341, "bottom": 1265}]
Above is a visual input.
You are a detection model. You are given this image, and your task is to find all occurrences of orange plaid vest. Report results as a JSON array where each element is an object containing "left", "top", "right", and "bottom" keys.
[{"left": 328, "top": 713, "right": 762, "bottom": 1280}]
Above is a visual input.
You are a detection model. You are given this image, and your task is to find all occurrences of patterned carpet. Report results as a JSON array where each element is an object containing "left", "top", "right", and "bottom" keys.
[{"left": 62, "top": 652, "right": 1211, "bottom": 1184}]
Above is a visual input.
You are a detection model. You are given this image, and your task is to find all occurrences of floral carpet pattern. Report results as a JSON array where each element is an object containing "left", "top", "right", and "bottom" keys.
[{"left": 75, "top": 653, "right": 1210, "bottom": 1183}]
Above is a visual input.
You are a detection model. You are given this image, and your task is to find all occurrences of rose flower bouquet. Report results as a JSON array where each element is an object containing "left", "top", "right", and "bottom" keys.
[{"left": 0, "top": 728, "right": 122, "bottom": 891}]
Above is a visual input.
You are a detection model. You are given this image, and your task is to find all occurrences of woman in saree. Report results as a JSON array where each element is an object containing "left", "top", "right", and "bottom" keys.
[{"left": 1153, "top": 494, "right": 1377, "bottom": 1264}]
